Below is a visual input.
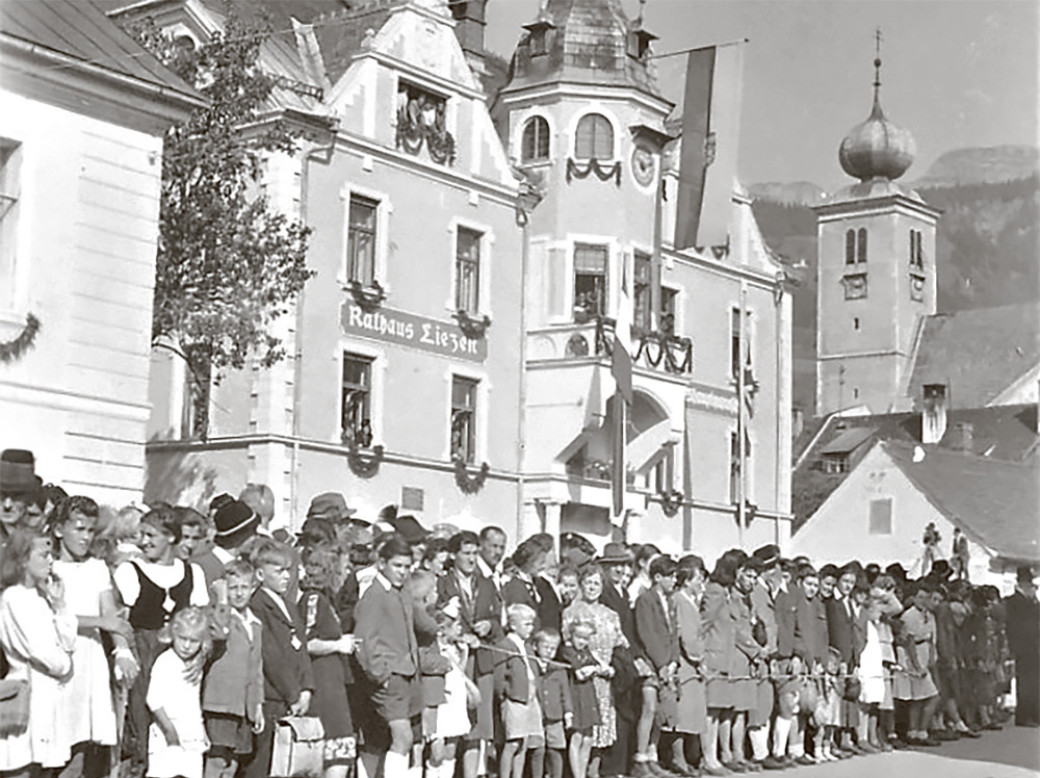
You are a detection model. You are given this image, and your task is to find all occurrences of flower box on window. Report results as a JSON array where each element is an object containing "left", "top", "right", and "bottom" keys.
[
  {"left": 346, "top": 278, "right": 386, "bottom": 311},
  {"left": 453, "top": 310, "right": 491, "bottom": 339}
]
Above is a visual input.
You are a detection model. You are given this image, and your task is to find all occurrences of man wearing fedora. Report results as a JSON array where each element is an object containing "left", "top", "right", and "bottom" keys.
[
  {"left": 1005, "top": 566, "right": 1039, "bottom": 727},
  {"left": 0, "top": 448, "right": 39, "bottom": 536}
]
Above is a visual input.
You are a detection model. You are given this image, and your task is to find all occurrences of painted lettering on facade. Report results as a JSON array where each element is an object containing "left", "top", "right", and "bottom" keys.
[{"left": 341, "top": 301, "right": 487, "bottom": 362}]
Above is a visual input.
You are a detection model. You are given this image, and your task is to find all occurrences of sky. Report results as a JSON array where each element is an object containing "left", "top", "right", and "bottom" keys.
[{"left": 483, "top": 0, "right": 1040, "bottom": 191}]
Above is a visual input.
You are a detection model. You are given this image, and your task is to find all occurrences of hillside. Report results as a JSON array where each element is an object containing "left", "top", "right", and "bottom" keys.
[
  {"left": 912, "top": 145, "right": 1040, "bottom": 188},
  {"left": 751, "top": 155, "right": 1040, "bottom": 413}
]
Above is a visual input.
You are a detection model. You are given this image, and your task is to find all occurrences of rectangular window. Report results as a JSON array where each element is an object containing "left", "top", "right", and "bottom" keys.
[
  {"left": 341, "top": 353, "right": 374, "bottom": 446},
  {"left": 573, "top": 243, "right": 608, "bottom": 318},
  {"left": 0, "top": 139, "right": 22, "bottom": 310},
  {"left": 633, "top": 252, "right": 651, "bottom": 333},
  {"left": 730, "top": 307, "right": 752, "bottom": 379},
  {"left": 868, "top": 498, "right": 893, "bottom": 535},
  {"left": 347, "top": 195, "right": 378, "bottom": 286},
  {"left": 660, "top": 287, "right": 678, "bottom": 334},
  {"left": 451, "top": 376, "right": 478, "bottom": 463},
  {"left": 455, "top": 227, "right": 481, "bottom": 313}
]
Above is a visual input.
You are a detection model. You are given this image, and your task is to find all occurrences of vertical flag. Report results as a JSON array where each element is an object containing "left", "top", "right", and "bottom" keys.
[
  {"left": 611, "top": 254, "right": 633, "bottom": 517},
  {"left": 674, "top": 41, "right": 745, "bottom": 252}
]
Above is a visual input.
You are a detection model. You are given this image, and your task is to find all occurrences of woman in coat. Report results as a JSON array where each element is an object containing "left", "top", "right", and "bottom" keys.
[
  {"left": 700, "top": 553, "right": 739, "bottom": 774},
  {"left": 674, "top": 556, "right": 707, "bottom": 773}
]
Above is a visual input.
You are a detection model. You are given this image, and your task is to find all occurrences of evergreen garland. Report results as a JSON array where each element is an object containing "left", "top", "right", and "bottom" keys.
[
  {"left": 453, "top": 457, "right": 490, "bottom": 494},
  {"left": 0, "top": 314, "right": 40, "bottom": 364}
]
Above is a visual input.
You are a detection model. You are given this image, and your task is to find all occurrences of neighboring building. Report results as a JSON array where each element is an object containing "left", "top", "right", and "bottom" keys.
[
  {"left": 0, "top": 0, "right": 204, "bottom": 504},
  {"left": 498, "top": 0, "right": 793, "bottom": 558},
  {"left": 135, "top": 0, "right": 525, "bottom": 533},
  {"left": 792, "top": 435, "right": 1038, "bottom": 593}
]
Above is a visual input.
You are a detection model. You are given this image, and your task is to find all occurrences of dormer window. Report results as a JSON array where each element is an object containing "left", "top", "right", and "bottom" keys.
[
  {"left": 396, "top": 81, "right": 455, "bottom": 166},
  {"left": 530, "top": 28, "right": 548, "bottom": 56}
]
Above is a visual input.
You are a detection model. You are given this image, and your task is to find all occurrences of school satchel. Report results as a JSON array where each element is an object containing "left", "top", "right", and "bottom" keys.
[
  {"left": 270, "top": 716, "right": 325, "bottom": 777},
  {"left": 0, "top": 678, "right": 29, "bottom": 737}
]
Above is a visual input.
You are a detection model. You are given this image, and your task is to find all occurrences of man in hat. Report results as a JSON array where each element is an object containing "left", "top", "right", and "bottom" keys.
[
  {"left": 1005, "top": 566, "right": 1039, "bottom": 727},
  {"left": 748, "top": 544, "right": 790, "bottom": 770},
  {"left": 0, "top": 449, "right": 38, "bottom": 535}
]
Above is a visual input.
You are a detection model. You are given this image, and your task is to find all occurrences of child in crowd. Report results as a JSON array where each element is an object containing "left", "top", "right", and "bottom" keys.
[
  {"left": 244, "top": 538, "right": 314, "bottom": 778},
  {"left": 535, "top": 628, "right": 571, "bottom": 778},
  {"left": 429, "top": 605, "right": 477, "bottom": 778},
  {"left": 115, "top": 508, "right": 210, "bottom": 774},
  {"left": 557, "top": 565, "right": 580, "bottom": 610},
  {"left": 561, "top": 620, "right": 601, "bottom": 778},
  {"left": 496, "top": 603, "right": 542, "bottom": 778},
  {"left": 202, "top": 559, "right": 263, "bottom": 778},
  {"left": 147, "top": 607, "right": 211, "bottom": 778},
  {"left": 818, "top": 647, "right": 844, "bottom": 762},
  {"left": 300, "top": 545, "right": 357, "bottom": 778},
  {"left": 51, "top": 496, "right": 135, "bottom": 778}
]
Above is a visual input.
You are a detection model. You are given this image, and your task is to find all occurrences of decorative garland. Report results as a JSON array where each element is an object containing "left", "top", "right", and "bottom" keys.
[
  {"left": 566, "top": 158, "right": 622, "bottom": 187},
  {"left": 633, "top": 333, "right": 693, "bottom": 375},
  {"left": 396, "top": 113, "right": 456, "bottom": 167},
  {"left": 0, "top": 313, "right": 40, "bottom": 364},
  {"left": 453, "top": 311, "right": 492, "bottom": 339},
  {"left": 346, "top": 438, "right": 384, "bottom": 479},
  {"left": 658, "top": 489, "right": 685, "bottom": 517},
  {"left": 347, "top": 279, "right": 386, "bottom": 312},
  {"left": 454, "top": 457, "right": 489, "bottom": 494}
]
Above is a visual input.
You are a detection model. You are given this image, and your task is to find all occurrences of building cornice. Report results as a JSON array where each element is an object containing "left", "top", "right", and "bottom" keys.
[
  {"left": 814, "top": 192, "right": 941, "bottom": 223},
  {"left": 496, "top": 80, "right": 673, "bottom": 118},
  {"left": 1, "top": 33, "right": 206, "bottom": 135}
]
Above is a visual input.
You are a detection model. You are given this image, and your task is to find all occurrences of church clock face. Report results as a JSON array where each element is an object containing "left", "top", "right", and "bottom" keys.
[{"left": 631, "top": 145, "right": 656, "bottom": 187}]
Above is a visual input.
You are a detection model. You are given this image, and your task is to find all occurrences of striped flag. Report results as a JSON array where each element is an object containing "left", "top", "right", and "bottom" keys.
[
  {"left": 674, "top": 42, "right": 745, "bottom": 252},
  {"left": 611, "top": 255, "right": 633, "bottom": 518}
]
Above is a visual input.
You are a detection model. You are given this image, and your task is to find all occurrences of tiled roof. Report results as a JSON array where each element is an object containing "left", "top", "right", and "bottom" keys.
[
  {"left": 792, "top": 403, "right": 1038, "bottom": 528},
  {"left": 886, "top": 442, "right": 1040, "bottom": 563},
  {"left": 907, "top": 302, "right": 1040, "bottom": 408},
  {"left": 819, "top": 426, "right": 874, "bottom": 455},
  {"left": 1, "top": 0, "right": 202, "bottom": 101}
]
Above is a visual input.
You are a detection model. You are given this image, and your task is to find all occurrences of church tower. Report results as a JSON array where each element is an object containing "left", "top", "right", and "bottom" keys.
[{"left": 813, "top": 44, "right": 940, "bottom": 415}]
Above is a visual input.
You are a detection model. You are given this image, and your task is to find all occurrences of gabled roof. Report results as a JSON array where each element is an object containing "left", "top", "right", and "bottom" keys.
[
  {"left": 885, "top": 442, "right": 1040, "bottom": 563},
  {"left": 907, "top": 302, "right": 1040, "bottom": 409},
  {"left": 1, "top": 0, "right": 203, "bottom": 103},
  {"left": 792, "top": 403, "right": 1038, "bottom": 528}
]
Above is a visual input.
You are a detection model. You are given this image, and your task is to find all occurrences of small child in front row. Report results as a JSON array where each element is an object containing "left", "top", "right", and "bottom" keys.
[
  {"left": 535, "top": 628, "right": 572, "bottom": 778},
  {"left": 147, "top": 607, "right": 211, "bottom": 778},
  {"left": 817, "top": 647, "right": 844, "bottom": 762},
  {"left": 496, "top": 604, "right": 543, "bottom": 778},
  {"left": 560, "top": 621, "right": 603, "bottom": 778},
  {"left": 202, "top": 559, "right": 264, "bottom": 778},
  {"left": 429, "top": 604, "right": 479, "bottom": 778}
]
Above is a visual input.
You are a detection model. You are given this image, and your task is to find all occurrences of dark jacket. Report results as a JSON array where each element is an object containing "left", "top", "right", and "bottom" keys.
[
  {"left": 538, "top": 662, "right": 573, "bottom": 722},
  {"left": 635, "top": 588, "right": 678, "bottom": 672},
  {"left": 700, "top": 581, "right": 736, "bottom": 677},
  {"left": 249, "top": 587, "right": 314, "bottom": 705},
  {"left": 826, "top": 594, "right": 862, "bottom": 667},
  {"left": 202, "top": 607, "right": 263, "bottom": 718},
  {"left": 775, "top": 587, "right": 798, "bottom": 659},
  {"left": 536, "top": 577, "right": 562, "bottom": 634},
  {"left": 355, "top": 575, "right": 419, "bottom": 683},
  {"left": 601, "top": 580, "right": 637, "bottom": 646},
  {"left": 438, "top": 568, "right": 503, "bottom": 676},
  {"left": 793, "top": 589, "right": 829, "bottom": 666},
  {"left": 494, "top": 636, "right": 540, "bottom": 703}
]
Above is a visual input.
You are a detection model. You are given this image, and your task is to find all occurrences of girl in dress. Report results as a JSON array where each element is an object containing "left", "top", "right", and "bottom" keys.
[
  {"left": 147, "top": 607, "right": 211, "bottom": 778},
  {"left": 429, "top": 605, "right": 478, "bottom": 778},
  {"left": 560, "top": 620, "right": 601, "bottom": 778},
  {"left": 0, "top": 528, "right": 78, "bottom": 778},
  {"left": 299, "top": 545, "right": 356, "bottom": 778},
  {"left": 51, "top": 496, "right": 137, "bottom": 778}
]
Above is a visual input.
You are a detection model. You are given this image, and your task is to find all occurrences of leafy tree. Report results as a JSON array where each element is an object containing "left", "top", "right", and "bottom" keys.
[{"left": 127, "top": 11, "right": 313, "bottom": 437}]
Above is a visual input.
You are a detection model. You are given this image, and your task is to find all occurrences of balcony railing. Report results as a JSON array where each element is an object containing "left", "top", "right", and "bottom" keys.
[{"left": 594, "top": 316, "right": 693, "bottom": 375}]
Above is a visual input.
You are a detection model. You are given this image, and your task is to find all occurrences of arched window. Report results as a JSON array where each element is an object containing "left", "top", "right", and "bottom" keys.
[
  {"left": 845, "top": 229, "right": 856, "bottom": 265},
  {"left": 575, "top": 113, "right": 613, "bottom": 160},
  {"left": 856, "top": 227, "right": 868, "bottom": 263},
  {"left": 521, "top": 116, "right": 550, "bottom": 162}
]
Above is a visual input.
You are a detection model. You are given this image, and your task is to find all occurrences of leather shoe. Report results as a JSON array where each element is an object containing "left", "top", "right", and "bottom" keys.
[
  {"left": 757, "top": 756, "right": 786, "bottom": 771},
  {"left": 793, "top": 755, "right": 815, "bottom": 767},
  {"left": 958, "top": 729, "right": 982, "bottom": 739}
]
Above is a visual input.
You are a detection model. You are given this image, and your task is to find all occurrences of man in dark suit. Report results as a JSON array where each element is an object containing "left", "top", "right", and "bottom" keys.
[
  {"left": 356, "top": 534, "right": 421, "bottom": 778},
  {"left": 633, "top": 556, "right": 681, "bottom": 778},
  {"left": 1005, "top": 566, "right": 1040, "bottom": 727},
  {"left": 439, "top": 531, "right": 503, "bottom": 778},
  {"left": 827, "top": 563, "right": 865, "bottom": 754}
]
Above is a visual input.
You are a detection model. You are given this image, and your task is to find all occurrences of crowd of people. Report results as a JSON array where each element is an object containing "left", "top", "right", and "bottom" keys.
[{"left": 0, "top": 446, "right": 1037, "bottom": 778}]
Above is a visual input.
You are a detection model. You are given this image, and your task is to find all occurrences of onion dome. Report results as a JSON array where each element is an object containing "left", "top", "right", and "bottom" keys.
[{"left": 838, "top": 53, "right": 916, "bottom": 181}]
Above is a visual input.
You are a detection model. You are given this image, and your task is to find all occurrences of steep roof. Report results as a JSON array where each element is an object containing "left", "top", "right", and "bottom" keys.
[
  {"left": 792, "top": 403, "right": 1038, "bottom": 528},
  {"left": 1, "top": 0, "right": 203, "bottom": 103},
  {"left": 907, "top": 302, "right": 1040, "bottom": 408},
  {"left": 886, "top": 442, "right": 1040, "bottom": 563}
]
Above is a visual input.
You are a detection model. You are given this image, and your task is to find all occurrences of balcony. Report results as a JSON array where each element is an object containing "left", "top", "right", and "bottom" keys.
[{"left": 527, "top": 316, "right": 692, "bottom": 376}]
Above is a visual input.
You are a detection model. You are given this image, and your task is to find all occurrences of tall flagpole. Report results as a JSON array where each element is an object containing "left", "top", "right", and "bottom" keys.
[{"left": 737, "top": 284, "right": 747, "bottom": 545}]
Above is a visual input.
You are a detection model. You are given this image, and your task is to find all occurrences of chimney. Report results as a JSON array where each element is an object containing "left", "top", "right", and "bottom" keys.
[
  {"left": 922, "top": 383, "right": 948, "bottom": 444},
  {"left": 948, "top": 421, "right": 974, "bottom": 454},
  {"left": 451, "top": 0, "right": 487, "bottom": 77}
]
